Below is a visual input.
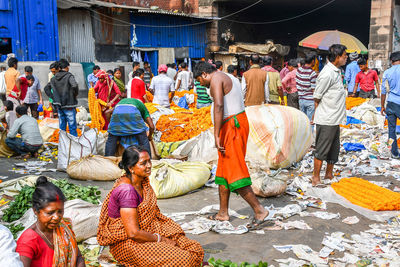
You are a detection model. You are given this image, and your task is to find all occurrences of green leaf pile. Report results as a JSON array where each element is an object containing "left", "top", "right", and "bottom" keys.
[
  {"left": 6, "top": 223, "right": 25, "bottom": 239},
  {"left": 2, "top": 179, "right": 101, "bottom": 223},
  {"left": 208, "top": 257, "right": 268, "bottom": 267},
  {"left": 2, "top": 186, "right": 35, "bottom": 222}
]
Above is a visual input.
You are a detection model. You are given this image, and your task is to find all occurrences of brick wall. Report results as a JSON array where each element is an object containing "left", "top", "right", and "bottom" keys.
[{"left": 100, "top": 0, "right": 199, "bottom": 13}]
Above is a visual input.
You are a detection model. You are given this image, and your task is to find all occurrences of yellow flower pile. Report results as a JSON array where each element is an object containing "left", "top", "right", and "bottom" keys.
[
  {"left": 332, "top": 177, "right": 400, "bottom": 211},
  {"left": 346, "top": 97, "right": 368, "bottom": 110},
  {"left": 156, "top": 106, "right": 212, "bottom": 142},
  {"left": 87, "top": 88, "right": 105, "bottom": 130},
  {"left": 144, "top": 103, "right": 159, "bottom": 114}
]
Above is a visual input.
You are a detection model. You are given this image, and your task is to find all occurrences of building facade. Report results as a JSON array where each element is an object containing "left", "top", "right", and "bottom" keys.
[
  {"left": 0, "top": 0, "right": 58, "bottom": 61},
  {"left": 0, "top": 0, "right": 211, "bottom": 66}
]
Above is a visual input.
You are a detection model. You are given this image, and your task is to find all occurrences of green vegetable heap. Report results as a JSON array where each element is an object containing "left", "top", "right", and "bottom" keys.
[
  {"left": 208, "top": 258, "right": 268, "bottom": 267},
  {"left": 2, "top": 179, "right": 101, "bottom": 223}
]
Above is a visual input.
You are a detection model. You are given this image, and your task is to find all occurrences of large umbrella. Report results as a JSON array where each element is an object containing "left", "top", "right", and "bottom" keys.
[{"left": 299, "top": 30, "right": 368, "bottom": 54}]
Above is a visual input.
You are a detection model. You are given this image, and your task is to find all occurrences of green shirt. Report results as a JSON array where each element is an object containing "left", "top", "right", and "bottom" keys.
[
  {"left": 117, "top": 98, "right": 150, "bottom": 119},
  {"left": 195, "top": 81, "right": 212, "bottom": 104}
]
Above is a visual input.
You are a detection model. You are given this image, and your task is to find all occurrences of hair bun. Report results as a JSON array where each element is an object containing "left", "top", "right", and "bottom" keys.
[
  {"left": 36, "top": 176, "right": 48, "bottom": 187},
  {"left": 118, "top": 161, "right": 124, "bottom": 170}
]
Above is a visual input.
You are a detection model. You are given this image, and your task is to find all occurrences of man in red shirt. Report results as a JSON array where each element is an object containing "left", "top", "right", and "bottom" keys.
[
  {"left": 352, "top": 59, "right": 380, "bottom": 98},
  {"left": 7, "top": 75, "right": 34, "bottom": 111}
]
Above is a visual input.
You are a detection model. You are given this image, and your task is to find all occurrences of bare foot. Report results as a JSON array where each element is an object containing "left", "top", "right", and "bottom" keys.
[
  {"left": 254, "top": 209, "right": 270, "bottom": 222},
  {"left": 32, "top": 152, "right": 39, "bottom": 158},
  {"left": 312, "top": 177, "right": 322, "bottom": 186},
  {"left": 208, "top": 213, "right": 230, "bottom": 221},
  {"left": 325, "top": 175, "right": 334, "bottom": 180},
  {"left": 23, "top": 154, "right": 31, "bottom": 159}
]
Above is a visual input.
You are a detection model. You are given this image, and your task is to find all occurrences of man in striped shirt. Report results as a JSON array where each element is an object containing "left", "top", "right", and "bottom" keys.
[{"left": 296, "top": 53, "right": 318, "bottom": 122}]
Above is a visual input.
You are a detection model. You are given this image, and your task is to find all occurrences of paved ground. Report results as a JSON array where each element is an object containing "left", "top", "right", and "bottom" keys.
[{"left": 1, "top": 156, "right": 399, "bottom": 265}]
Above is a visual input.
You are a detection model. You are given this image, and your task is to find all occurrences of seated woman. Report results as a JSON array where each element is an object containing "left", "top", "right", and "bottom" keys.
[
  {"left": 16, "top": 176, "right": 85, "bottom": 267},
  {"left": 97, "top": 146, "right": 204, "bottom": 267}
]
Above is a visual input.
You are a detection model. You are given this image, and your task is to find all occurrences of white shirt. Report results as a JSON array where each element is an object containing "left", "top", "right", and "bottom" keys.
[
  {"left": 167, "top": 67, "right": 177, "bottom": 81},
  {"left": 241, "top": 72, "right": 270, "bottom": 103},
  {"left": 150, "top": 74, "right": 175, "bottom": 108},
  {"left": 175, "top": 70, "right": 192, "bottom": 91},
  {"left": 0, "top": 225, "right": 23, "bottom": 267},
  {"left": 313, "top": 62, "right": 347, "bottom": 126},
  {"left": 128, "top": 71, "right": 134, "bottom": 80}
]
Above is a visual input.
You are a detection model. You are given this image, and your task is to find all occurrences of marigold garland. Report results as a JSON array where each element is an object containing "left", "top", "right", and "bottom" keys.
[
  {"left": 87, "top": 88, "right": 105, "bottom": 131},
  {"left": 331, "top": 177, "right": 400, "bottom": 211},
  {"left": 346, "top": 97, "right": 368, "bottom": 110},
  {"left": 156, "top": 106, "right": 212, "bottom": 142}
]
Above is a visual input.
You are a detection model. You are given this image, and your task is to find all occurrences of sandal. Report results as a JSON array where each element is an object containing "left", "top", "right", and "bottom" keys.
[
  {"left": 247, "top": 217, "right": 274, "bottom": 230},
  {"left": 312, "top": 183, "right": 327, "bottom": 188}
]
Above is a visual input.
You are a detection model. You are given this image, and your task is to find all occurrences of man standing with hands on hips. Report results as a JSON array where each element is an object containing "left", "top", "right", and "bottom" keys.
[{"left": 312, "top": 44, "right": 348, "bottom": 186}]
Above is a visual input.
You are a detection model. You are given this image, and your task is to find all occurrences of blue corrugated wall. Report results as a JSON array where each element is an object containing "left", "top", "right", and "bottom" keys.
[
  {"left": 131, "top": 14, "right": 207, "bottom": 59},
  {"left": 0, "top": 0, "right": 58, "bottom": 61}
]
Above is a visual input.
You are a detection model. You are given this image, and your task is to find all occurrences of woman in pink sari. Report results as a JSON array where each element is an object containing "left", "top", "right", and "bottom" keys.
[{"left": 94, "top": 70, "right": 121, "bottom": 130}]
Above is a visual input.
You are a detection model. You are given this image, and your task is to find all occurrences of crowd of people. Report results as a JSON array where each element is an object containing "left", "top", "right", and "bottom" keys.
[{"left": 1, "top": 42, "right": 400, "bottom": 266}]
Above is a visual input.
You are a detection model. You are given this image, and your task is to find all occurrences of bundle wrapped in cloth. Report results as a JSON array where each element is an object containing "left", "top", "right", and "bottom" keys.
[{"left": 246, "top": 104, "right": 313, "bottom": 169}]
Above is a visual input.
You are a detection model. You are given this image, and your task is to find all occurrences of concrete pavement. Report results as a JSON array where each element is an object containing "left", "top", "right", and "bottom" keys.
[{"left": 1, "top": 156, "right": 397, "bottom": 265}]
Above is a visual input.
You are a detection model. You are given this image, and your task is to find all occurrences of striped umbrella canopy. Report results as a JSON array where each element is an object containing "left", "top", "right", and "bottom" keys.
[{"left": 299, "top": 30, "right": 368, "bottom": 54}]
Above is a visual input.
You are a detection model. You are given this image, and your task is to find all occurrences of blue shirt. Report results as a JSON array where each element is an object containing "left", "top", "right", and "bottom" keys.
[
  {"left": 87, "top": 73, "right": 98, "bottom": 87},
  {"left": 20, "top": 74, "right": 41, "bottom": 104},
  {"left": 381, "top": 64, "right": 400, "bottom": 105},
  {"left": 344, "top": 61, "right": 360, "bottom": 92}
]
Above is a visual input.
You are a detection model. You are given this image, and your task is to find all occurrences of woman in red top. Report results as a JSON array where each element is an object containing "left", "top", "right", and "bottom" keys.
[
  {"left": 130, "top": 69, "right": 149, "bottom": 103},
  {"left": 16, "top": 176, "right": 85, "bottom": 267},
  {"left": 7, "top": 75, "right": 34, "bottom": 111},
  {"left": 94, "top": 70, "right": 121, "bottom": 130}
]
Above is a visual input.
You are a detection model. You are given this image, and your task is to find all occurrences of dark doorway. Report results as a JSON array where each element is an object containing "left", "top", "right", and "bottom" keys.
[{"left": 0, "top": 37, "right": 12, "bottom": 60}]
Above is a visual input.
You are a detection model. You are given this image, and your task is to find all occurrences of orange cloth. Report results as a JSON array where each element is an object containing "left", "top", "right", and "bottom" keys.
[
  {"left": 53, "top": 219, "right": 79, "bottom": 266},
  {"left": 215, "top": 111, "right": 252, "bottom": 192},
  {"left": 4, "top": 67, "right": 20, "bottom": 95},
  {"left": 97, "top": 177, "right": 204, "bottom": 267}
]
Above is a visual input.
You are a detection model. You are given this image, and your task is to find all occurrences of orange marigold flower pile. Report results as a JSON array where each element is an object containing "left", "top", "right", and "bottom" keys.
[
  {"left": 156, "top": 106, "right": 212, "bottom": 142},
  {"left": 146, "top": 91, "right": 154, "bottom": 102},
  {"left": 49, "top": 128, "right": 83, "bottom": 143},
  {"left": 346, "top": 97, "right": 368, "bottom": 110},
  {"left": 87, "top": 88, "right": 105, "bottom": 131},
  {"left": 331, "top": 177, "right": 400, "bottom": 211}
]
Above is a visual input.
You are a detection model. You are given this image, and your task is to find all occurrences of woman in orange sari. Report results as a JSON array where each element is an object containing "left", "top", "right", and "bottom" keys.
[
  {"left": 16, "top": 176, "right": 85, "bottom": 267},
  {"left": 97, "top": 146, "right": 204, "bottom": 267},
  {"left": 94, "top": 70, "right": 121, "bottom": 130}
]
